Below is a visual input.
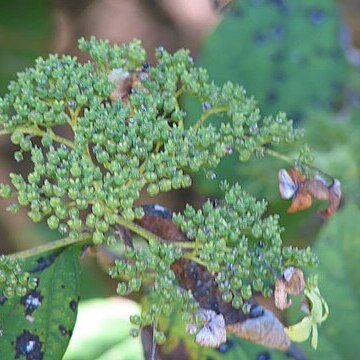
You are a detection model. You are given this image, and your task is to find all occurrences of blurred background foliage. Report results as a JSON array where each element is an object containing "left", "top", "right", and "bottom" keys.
[{"left": 0, "top": 0, "right": 359, "bottom": 359}]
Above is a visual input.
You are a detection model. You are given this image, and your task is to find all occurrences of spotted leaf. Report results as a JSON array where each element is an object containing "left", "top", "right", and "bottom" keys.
[{"left": 0, "top": 245, "right": 82, "bottom": 359}]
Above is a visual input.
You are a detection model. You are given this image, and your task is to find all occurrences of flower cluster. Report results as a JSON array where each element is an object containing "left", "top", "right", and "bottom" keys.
[
  {"left": 0, "top": 38, "right": 302, "bottom": 244},
  {"left": 173, "top": 182, "right": 317, "bottom": 311},
  {"left": 0, "top": 38, "right": 320, "bottom": 348}
]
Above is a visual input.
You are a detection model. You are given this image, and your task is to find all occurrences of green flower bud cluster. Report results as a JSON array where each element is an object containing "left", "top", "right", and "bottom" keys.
[
  {"left": 0, "top": 37, "right": 321, "bottom": 346},
  {"left": 173, "top": 182, "right": 317, "bottom": 311},
  {"left": 0, "top": 256, "right": 37, "bottom": 298},
  {"left": 110, "top": 241, "right": 196, "bottom": 342},
  {"left": 0, "top": 37, "right": 303, "bottom": 246}
]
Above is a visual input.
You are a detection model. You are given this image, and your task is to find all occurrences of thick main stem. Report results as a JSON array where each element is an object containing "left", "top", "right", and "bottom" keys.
[{"left": 6, "top": 233, "right": 91, "bottom": 260}]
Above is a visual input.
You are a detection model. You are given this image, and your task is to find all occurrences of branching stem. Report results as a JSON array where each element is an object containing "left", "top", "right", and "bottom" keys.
[
  {"left": 193, "top": 106, "right": 228, "bottom": 130},
  {"left": 0, "top": 126, "right": 75, "bottom": 149},
  {"left": 7, "top": 233, "right": 91, "bottom": 260},
  {"left": 264, "top": 148, "right": 294, "bottom": 164}
]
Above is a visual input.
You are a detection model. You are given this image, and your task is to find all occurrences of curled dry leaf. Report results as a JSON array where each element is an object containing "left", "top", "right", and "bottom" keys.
[
  {"left": 275, "top": 267, "right": 305, "bottom": 310},
  {"left": 226, "top": 308, "right": 291, "bottom": 351},
  {"left": 186, "top": 309, "right": 226, "bottom": 348},
  {"left": 108, "top": 67, "right": 148, "bottom": 102},
  {"left": 278, "top": 168, "right": 341, "bottom": 217},
  {"left": 109, "top": 68, "right": 133, "bottom": 101},
  {"left": 283, "top": 267, "right": 305, "bottom": 295},
  {"left": 278, "top": 168, "right": 298, "bottom": 199},
  {"left": 275, "top": 278, "right": 291, "bottom": 310},
  {"left": 319, "top": 179, "right": 341, "bottom": 218}
]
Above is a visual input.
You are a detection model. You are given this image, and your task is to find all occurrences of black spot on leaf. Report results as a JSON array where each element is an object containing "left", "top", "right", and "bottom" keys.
[
  {"left": 266, "top": 91, "right": 278, "bottom": 103},
  {"left": 256, "top": 351, "right": 271, "bottom": 360},
  {"left": 15, "top": 330, "right": 43, "bottom": 360},
  {"left": 291, "top": 111, "right": 304, "bottom": 124},
  {"left": 20, "top": 290, "right": 43, "bottom": 316},
  {"left": 269, "top": 0, "right": 289, "bottom": 14},
  {"left": 58, "top": 325, "right": 71, "bottom": 337},
  {"left": 271, "top": 51, "right": 285, "bottom": 63},
  {"left": 253, "top": 31, "right": 267, "bottom": 45},
  {"left": 30, "top": 252, "right": 60, "bottom": 273},
  {"left": 271, "top": 25, "right": 284, "bottom": 40},
  {"left": 230, "top": 4, "right": 244, "bottom": 18},
  {"left": 0, "top": 295, "right": 7, "bottom": 305},
  {"left": 69, "top": 297, "right": 79, "bottom": 312},
  {"left": 308, "top": 8, "right": 326, "bottom": 25}
]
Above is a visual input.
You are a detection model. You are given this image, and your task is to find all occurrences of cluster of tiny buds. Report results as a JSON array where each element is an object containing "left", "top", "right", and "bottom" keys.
[
  {"left": 0, "top": 37, "right": 318, "bottom": 339},
  {"left": 0, "top": 256, "right": 36, "bottom": 298}
]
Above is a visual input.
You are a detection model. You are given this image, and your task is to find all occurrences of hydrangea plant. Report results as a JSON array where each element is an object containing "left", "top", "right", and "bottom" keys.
[{"left": 0, "top": 38, "right": 331, "bottom": 359}]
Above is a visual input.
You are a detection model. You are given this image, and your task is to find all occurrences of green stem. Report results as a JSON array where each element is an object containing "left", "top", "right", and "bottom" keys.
[
  {"left": 264, "top": 147, "right": 334, "bottom": 180},
  {"left": 193, "top": 106, "right": 228, "bottom": 130},
  {"left": 7, "top": 233, "right": 91, "bottom": 260},
  {"left": 117, "top": 216, "right": 169, "bottom": 245},
  {"left": 173, "top": 241, "right": 196, "bottom": 249},
  {"left": 0, "top": 126, "right": 75, "bottom": 149},
  {"left": 264, "top": 148, "right": 294, "bottom": 164},
  {"left": 183, "top": 253, "right": 208, "bottom": 267}
]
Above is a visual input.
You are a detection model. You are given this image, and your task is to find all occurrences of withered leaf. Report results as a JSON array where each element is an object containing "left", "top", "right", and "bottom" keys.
[
  {"left": 278, "top": 169, "right": 298, "bottom": 199},
  {"left": 275, "top": 278, "right": 291, "bottom": 310},
  {"left": 226, "top": 308, "right": 291, "bottom": 351},
  {"left": 287, "top": 185, "right": 312, "bottom": 213},
  {"left": 275, "top": 267, "right": 305, "bottom": 310},
  {"left": 283, "top": 267, "right": 305, "bottom": 295},
  {"left": 186, "top": 309, "right": 226, "bottom": 348},
  {"left": 278, "top": 168, "right": 341, "bottom": 217},
  {"left": 319, "top": 179, "right": 341, "bottom": 218}
]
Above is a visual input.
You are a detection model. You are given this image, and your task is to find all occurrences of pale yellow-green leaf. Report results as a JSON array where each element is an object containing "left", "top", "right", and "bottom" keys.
[
  {"left": 311, "top": 324, "right": 318, "bottom": 349},
  {"left": 284, "top": 316, "right": 312, "bottom": 343}
]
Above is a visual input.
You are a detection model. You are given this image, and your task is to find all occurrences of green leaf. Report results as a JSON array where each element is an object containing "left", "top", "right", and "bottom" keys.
[
  {"left": 200, "top": 0, "right": 348, "bottom": 119},
  {"left": 0, "top": 245, "right": 82, "bottom": 359},
  {"left": 63, "top": 297, "right": 143, "bottom": 360},
  {"left": 289, "top": 203, "right": 360, "bottom": 358},
  {"left": 0, "top": 0, "right": 52, "bottom": 94}
]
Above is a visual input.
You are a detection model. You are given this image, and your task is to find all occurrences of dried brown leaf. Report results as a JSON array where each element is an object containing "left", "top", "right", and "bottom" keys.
[
  {"left": 320, "top": 179, "right": 341, "bottom": 218},
  {"left": 275, "top": 267, "right": 305, "bottom": 310},
  {"left": 226, "top": 308, "right": 291, "bottom": 350},
  {"left": 275, "top": 278, "right": 291, "bottom": 310},
  {"left": 186, "top": 309, "right": 226, "bottom": 348},
  {"left": 287, "top": 185, "right": 312, "bottom": 213},
  {"left": 283, "top": 267, "right": 305, "bottom": 295}
]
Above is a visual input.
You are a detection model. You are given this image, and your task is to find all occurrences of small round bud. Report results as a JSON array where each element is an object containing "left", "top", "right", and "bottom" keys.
[
  {"left": 47, "top": 215, "right": 59, "bottom": 230},
  {"left": 154, "top": 331, "right": 166, "bottom": 344},
  {"left": 129, "top": 328, "right": 140, "bottom": 337}
]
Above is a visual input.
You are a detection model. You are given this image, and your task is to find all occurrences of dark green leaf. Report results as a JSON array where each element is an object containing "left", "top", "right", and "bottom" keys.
[{"left": 0, "top": 245, "right": 82, "bottom": 359}]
